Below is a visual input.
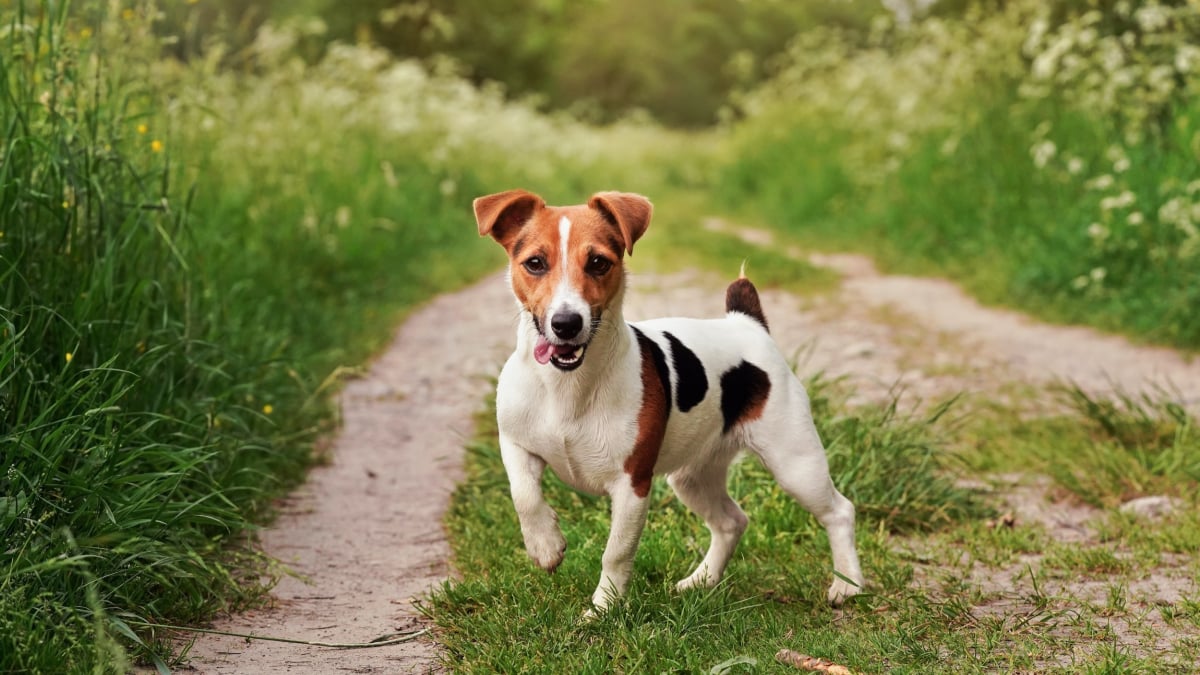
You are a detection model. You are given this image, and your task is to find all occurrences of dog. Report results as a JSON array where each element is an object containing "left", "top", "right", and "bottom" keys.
[{"left": 474, "top": 189, "right": 864, "bottom": 613}]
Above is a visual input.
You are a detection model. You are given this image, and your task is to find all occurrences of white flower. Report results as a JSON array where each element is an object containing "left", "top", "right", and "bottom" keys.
[
  {"left": 1031, "top": 140, "right": 1057, "bottom": 168},
  {"left": 1126, "top": 211, "right": 1144, "bottom": 226},
  {"left": 1087, "top": 174, "right": 1115, "bottom": 190},
  {"left": 1067, "top": 157, "right": 1084, "bottom": 175},
  {"left": 1072, "top": 275, "right": 1090, "bottom": 290},
  {"left": 1100, "top": 191, "right": 1136, "bottom": 211},
  {"left": 1113, "top": 157, "right": 1130, "bottom": 173},
  {"left": 1090, "top": 266, "right": 1107, "bottom": 282}
]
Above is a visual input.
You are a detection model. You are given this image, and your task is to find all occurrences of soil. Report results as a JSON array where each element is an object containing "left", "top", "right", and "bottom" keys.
[{"left": 181, "top": 226, "right": 1200, "bottom": 673}]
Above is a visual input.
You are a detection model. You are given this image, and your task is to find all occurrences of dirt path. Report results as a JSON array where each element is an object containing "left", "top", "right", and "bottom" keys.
[{"left": 184, "top": 232, "right": 1199, "bottom": 673}]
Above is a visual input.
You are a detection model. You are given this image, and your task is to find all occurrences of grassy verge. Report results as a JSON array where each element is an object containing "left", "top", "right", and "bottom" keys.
[
  {"left": 715, "top": 2, "right": 1200, "bottom": 350},
  {"left": 430, "top": 212, "right": 1200, "bottom": 672},
  {"left": 0, "top": 2, "right": 679, "bottom": 670},
  {"left": 431, "top": 380, "right": 1200, "bottom": 673}
]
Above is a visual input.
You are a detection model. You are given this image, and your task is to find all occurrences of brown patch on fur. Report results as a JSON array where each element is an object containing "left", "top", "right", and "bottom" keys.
[
  {"left": 625, "top": 327, "right": 671, "bottom": 498},
  {"left": 474, "top": 190, "right": 650, "bottom": 327},
  {"left": 588, "top": 192, "right": 653, "bottom": 255},
  {"left": 725, "top": 278, "right": 769, "bottom": 332}
]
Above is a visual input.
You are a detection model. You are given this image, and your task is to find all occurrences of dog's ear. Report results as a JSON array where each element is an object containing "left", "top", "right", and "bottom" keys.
[
  {"left": 588, "top": 192, "right": 653, "bottom": 255},
  {"left": 474, "top": 189, "right": 546, "bottom": 248}
]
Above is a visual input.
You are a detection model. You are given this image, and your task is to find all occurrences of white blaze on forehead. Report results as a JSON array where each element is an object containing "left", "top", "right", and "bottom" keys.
[
  {"left": 559, "top": 216, "right": 571, "bottom": 264},
  {"left": 548, "top": 215, "right": 590, "bottom": 341}
]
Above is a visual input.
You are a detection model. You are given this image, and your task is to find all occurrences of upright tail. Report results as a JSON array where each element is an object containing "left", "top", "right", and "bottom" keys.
[{"left": 725, "top": 262, "right": 769, "bottom": 332}]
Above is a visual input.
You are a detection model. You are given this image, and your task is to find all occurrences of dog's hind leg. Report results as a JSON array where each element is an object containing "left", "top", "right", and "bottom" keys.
[
  {"left": 668, "top": 457, "right": 747, "bottom": 592},
  {"left": 746, "top": 381, "right": 864, "bottom": 607}
]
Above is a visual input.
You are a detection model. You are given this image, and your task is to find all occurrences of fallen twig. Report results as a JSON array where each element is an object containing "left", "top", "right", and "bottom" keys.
[
  {"left": 774, "top": 649, "right": 858, "bottom": 674},
  {"left": 124, "top": 620, "right": 428, "bottom": 649}
]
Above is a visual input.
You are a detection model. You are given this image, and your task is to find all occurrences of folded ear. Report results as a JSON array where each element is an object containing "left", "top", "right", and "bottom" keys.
[
  {"left": 473, "top": 189, "right": 546, "bottom": 247},
  {"left": 588, "top": 191, "right": 653, "bottom": 255}
]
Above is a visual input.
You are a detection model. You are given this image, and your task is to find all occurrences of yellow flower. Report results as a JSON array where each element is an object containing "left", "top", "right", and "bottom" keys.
[
  {"left": 122, "top": 8, "right": 134, "bottom": 20},
  {"left": 150, "top": 139, "right": 164, "bottom": 153},
  {"left": 137, "top": 123, "right": 148, "bottom": 134},
  {"left": 262, "top": 404, "right": 274, "bottom": 415},
  {"left": 80, "top": 27, "right": 93, "bottom": 39},
  {"left": 65, "top": 352, "right": 73, "bottom": 363},
  {"left": 62, "top": 200, "right": 70, "bottom": 209}
]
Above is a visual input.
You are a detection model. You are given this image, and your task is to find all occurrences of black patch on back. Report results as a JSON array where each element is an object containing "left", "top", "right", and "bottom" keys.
[
  {"left": 663, "top": 332, "right": 707, "bottom": 413},
  {"left": 632, "top": 326, "right": 672, "bottom": 412},
  {"left": 719, "top": 361, "right": 771, "bottom": 432}
]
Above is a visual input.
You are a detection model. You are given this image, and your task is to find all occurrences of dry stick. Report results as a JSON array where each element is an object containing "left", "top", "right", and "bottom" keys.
[
  {"left": 126, "top": 620, "right": 428, "bottom": 649},
  {"left": 775, "top": 649, "right": 859, "bottom": 675}
]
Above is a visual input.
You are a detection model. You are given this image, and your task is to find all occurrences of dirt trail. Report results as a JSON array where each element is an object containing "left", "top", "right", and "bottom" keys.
[{"left": 184, "top": 230, "right": 1199, "bottom": 673}]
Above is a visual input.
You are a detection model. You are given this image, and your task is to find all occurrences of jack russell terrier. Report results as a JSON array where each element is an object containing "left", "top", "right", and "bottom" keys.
[{"left": 474, "top": 189, "right": 864, "bottom": 613}]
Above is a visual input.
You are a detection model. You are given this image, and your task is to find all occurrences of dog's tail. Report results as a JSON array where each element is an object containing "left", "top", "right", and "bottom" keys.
[{"left": 725, "top": 262, "right": 769, "bottom": 332}]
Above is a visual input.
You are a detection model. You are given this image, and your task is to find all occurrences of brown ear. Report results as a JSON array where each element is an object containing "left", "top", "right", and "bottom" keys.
[
  {"left": 588, "top": 192, "right": 653, "bottom": 255},
  {"left": 473, "top": 189, "right": 546, "bottom": 247}
]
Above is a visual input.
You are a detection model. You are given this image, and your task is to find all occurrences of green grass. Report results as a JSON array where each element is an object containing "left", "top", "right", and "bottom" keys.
[
  {"left": 0, "top": 2, "right": 673, "bottom": 670},
  {"left": 431, "top": 362, "right": 1200, "bottom": 672},
  {"left": 714, "top": 5, "right": 1200, "bottom": 351}
]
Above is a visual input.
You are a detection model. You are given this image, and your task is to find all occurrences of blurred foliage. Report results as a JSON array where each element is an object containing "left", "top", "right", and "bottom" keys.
[
  {"left": 719, "top": 0, "right": 1200, "bottom": 347},
  {"left": 161, "top": 0, "right": 881, "bottom": 127}
]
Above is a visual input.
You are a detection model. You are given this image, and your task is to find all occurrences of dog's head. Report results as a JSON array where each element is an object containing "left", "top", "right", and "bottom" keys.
[{"left": 474, "top": 189, "right": 653, "bottom": 371}]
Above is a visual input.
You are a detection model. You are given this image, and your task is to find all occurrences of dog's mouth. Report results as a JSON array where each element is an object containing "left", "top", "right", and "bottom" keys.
[{"left": 534, "top": 335, "right": 588, "bottom": 371}]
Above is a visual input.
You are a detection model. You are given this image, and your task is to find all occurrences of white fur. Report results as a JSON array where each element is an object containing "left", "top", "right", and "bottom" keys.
[{"left": 496, "top": 259, "right": 864, "bottom": 613}]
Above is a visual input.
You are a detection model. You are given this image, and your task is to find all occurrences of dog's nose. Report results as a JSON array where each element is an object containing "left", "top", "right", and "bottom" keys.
[{"left": 550, "top": 311, "right": 584, "bottom": 340}]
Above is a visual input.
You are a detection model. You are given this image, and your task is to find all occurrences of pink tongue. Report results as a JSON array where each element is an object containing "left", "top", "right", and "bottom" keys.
[
  {"left": 533, "top": 336, "right": 554, "bottom": 365},
  {"left": 533, "top": 335, "right": 576, "bottom": 365}
]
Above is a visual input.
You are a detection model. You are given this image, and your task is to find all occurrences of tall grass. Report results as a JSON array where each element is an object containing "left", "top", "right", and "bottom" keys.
[
  {"left": 717, "top": 1, "right": 1200, "bottom": 348},
  {"left": 0, "top": 1, "right": 675, "bottom": 670}
]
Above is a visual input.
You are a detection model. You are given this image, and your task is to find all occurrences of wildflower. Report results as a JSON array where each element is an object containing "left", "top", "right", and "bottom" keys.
[
  {"left": 150, "top": 139, "right": 163, "bottom": 153},
  {"left": 65, "top": 352, "right": 73, "bottom": 363},
  {"left": 1089, "top": 267, "right": 1107, "bottom": 282},
  {"left": 80, "top": 27, "right": 93, "bottom": 39},
  {"left": 121, "top": 8, "right": 134, "bottom": 20},
  {"left": 1030, "top": 140, "right": 1056, "bottom": 168},
  {"left": 1071, "top": 275, "right": 1089, "bottom": 290},
  {"left": 1127, "top": 211, "right": 1144, "bottom": 226},
  {"left": 1086, "top": 174, "right": 1115, "bottom": 190},
  {"left": 262, "top": 404, "right": 274, "bottom": 415},
  {"left": 1087, "top": 222, "right": 1108, "bottom": 240},
  {"left": 137, "top": 123, "right": 148, "bottom": 134},
  {"left": 1067, "top": 157, "right": 1084, "bottom": 175},
  {"left": 1113, "top": 157, "right": 1130, "bottom": 173},
  {"left": 1100, "top": 191, "right": 1136, "bottom": 211},
  {"left": 62, "top": 201, "right": 69, "bottom": 209}
]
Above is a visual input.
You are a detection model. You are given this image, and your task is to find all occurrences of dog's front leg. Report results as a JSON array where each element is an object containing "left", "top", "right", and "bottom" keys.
[
  {"left": 499, "top": 433, "right": 566, "bottom": 572},
  {"left": 590, "top": 481, "right": 649, "bottom": 613}
]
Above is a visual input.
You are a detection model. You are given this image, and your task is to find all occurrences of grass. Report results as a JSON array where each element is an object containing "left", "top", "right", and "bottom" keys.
[
  {"left": 714, "top": 4, "right": 1200, "bottom": 351},
  {"left": 432, "top": 376, "right": 1200, "bottom": 673},
  {"left": 430, "top": 208, "right": 1200, "bottom": 670},
  {"left": 0, "top": 2, "right": 674, "bottom": 670}
]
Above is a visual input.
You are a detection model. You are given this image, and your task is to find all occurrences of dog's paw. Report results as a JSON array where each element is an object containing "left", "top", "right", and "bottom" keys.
[
  {"left": 674, "top": 569, "right": 717, "bottom": 593},
  {"left": 525, "top": 527, "right": 567, "bottom": 573},
  {"left": 827, "top": 575, "right": 863, "bottom": 607}
]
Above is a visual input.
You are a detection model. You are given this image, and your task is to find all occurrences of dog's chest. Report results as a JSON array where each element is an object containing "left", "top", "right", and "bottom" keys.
[{"left": 497, "top": 368, "right": 640, "bottom": 495}]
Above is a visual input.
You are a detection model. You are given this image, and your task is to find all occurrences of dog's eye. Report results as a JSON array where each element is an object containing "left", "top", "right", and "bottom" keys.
[
  {"left": 585, "top": 256, "right": 612, "bottom": 276},
  {"left": 522, "top": 257, "right": 548, "bottom": 275}
]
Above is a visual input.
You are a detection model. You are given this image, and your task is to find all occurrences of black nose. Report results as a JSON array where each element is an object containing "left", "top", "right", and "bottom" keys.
[{"left": 551, "top": 311, "right": 584, "bottom": 340}]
